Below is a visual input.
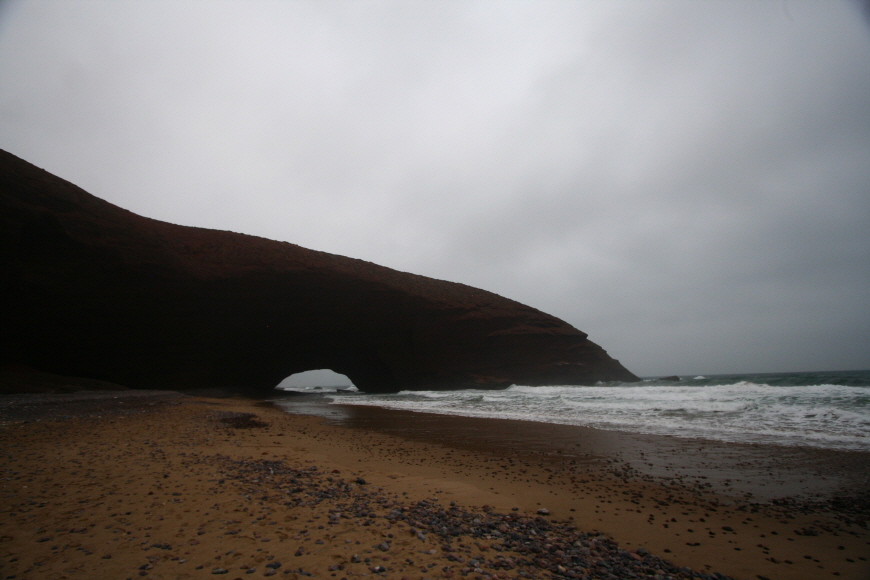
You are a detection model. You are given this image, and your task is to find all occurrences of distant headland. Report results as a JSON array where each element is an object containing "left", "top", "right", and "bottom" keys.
[{"left": 0, "top": 149, "right": 638, "bottom": 394}]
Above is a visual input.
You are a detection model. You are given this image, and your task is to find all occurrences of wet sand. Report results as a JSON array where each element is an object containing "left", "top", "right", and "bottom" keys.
[
  {"left": 1, "top": 392, "right": 868, "bottom": 580},
  {"left": 279, "top": 397, "right": 870, "bottom": 501}
]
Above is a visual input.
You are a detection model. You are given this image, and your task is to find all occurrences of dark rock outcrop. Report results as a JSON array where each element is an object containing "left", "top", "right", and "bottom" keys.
[
  {"left": 0, "top": 149, "right": 638, "bottom": 394},
  {"left": 0, "top": 363, "right": 129, "bottom": 395}
]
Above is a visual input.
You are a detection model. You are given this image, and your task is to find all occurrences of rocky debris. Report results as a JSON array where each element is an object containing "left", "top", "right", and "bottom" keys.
[
  {"left": 8, "top": 400, "right": 863, "bottom": 580},
  {"left": 0, "top": 389, "right": 182, "bottom": 422},
  {"left": 767, "top": 494, "right": 869, "bottom": 529},
  {"left": 0, "top": 148, "right": 638, "bottom": 395},
  {"left": 217, "top": 411, "right": 270, "bottom": 429},
  {"left": 195, "top": 453, "right": 735, "bottom": 580}
]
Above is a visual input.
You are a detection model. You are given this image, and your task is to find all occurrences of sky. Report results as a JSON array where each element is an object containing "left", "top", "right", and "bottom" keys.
[{"left": 1, "top": 1, "right": 869, "bottom": 382}]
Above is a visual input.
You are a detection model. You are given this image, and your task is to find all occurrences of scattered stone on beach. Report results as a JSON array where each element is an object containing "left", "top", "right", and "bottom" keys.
[
  {"left": 196, "top": 452, "right": 735, "bottom": 580},
  {"left": 2, "top": 394, "right": 867, "bottom": 580},
  {"left": 218, "top": 411, "right": 270, "bottom": 429}
]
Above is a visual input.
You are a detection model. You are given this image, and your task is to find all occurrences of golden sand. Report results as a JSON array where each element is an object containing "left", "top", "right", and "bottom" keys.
[{"left": 1, "top": 394, "right": 867, "bottom": 580}]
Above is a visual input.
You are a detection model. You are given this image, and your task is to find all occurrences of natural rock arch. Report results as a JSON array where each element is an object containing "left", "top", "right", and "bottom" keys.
[{"left": 0, "top": 149, "right": 638, "bottom": 394}]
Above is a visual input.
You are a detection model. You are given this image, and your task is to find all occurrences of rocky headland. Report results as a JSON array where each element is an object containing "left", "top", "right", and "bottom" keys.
[{"left": 0, "top": 149, "right": 637, "bottom": 394}]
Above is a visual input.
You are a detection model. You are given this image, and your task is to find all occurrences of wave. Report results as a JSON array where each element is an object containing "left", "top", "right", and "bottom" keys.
[{"left": 322, "top": 377, "right": 870, "bottom": 452}]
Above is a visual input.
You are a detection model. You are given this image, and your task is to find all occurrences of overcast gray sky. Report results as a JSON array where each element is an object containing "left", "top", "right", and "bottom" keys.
[{"left": 1, "top": 0, "right": 868, "bottom": 380}]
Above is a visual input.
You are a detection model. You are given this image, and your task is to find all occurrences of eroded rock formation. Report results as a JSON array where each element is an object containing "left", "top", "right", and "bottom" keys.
[{"left": 0, "top": 149, "right": 638, "bottom": 394}]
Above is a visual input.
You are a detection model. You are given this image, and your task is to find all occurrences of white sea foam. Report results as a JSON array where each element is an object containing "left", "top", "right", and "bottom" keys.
[{"left": 323, "top": 380, "right": 870, "bottom": 451}]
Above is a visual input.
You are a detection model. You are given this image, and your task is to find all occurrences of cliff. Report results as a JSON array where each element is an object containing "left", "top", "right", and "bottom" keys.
[{"left": 0, "top": 149, "right": 638, "bottom": 394}]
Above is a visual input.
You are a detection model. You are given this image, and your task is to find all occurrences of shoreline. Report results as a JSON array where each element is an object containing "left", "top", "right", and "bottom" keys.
[
  {"left": 272, "top": 394, "right": 870, "bottom": 502},
  {"left": 1, "top": 391, "right": 868, "bottom": 580}
]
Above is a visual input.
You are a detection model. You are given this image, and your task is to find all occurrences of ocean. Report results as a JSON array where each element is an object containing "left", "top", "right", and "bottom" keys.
[{"left": 275, "top": 370, "right": 870, "bottom": 453}]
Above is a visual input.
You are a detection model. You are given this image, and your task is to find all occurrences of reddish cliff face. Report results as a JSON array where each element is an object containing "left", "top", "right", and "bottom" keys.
[{"left": 0, "top": 149, "right": 638, "bottom": 394}]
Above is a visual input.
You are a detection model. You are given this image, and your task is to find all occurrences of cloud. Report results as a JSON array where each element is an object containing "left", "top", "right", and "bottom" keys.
[{"left": 1, "top": 0, "right": 868, "bottom": 376}]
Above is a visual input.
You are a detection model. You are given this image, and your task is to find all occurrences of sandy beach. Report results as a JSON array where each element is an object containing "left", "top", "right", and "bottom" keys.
[{"left": 1, "top": 391, "right": 868, "bottom": 580}]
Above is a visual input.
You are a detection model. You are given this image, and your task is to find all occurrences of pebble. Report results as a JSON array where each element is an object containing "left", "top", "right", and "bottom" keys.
[{"left": 197, "top": 447, "right": 739, "bottom": 580}]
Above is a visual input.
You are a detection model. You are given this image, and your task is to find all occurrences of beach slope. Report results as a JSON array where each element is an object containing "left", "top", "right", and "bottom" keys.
[{"left": 1, "top": 393, "right": 866, "bottom": 580}]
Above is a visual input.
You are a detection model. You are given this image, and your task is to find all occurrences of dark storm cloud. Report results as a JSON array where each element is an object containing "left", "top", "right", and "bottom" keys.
[{"left": 1, "top": 0, "right": 868, "bottom": 377}]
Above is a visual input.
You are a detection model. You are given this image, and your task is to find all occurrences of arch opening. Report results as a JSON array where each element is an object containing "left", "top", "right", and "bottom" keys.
[{"left": 276, "top": 369, "right": 355, "bottom": 393}]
